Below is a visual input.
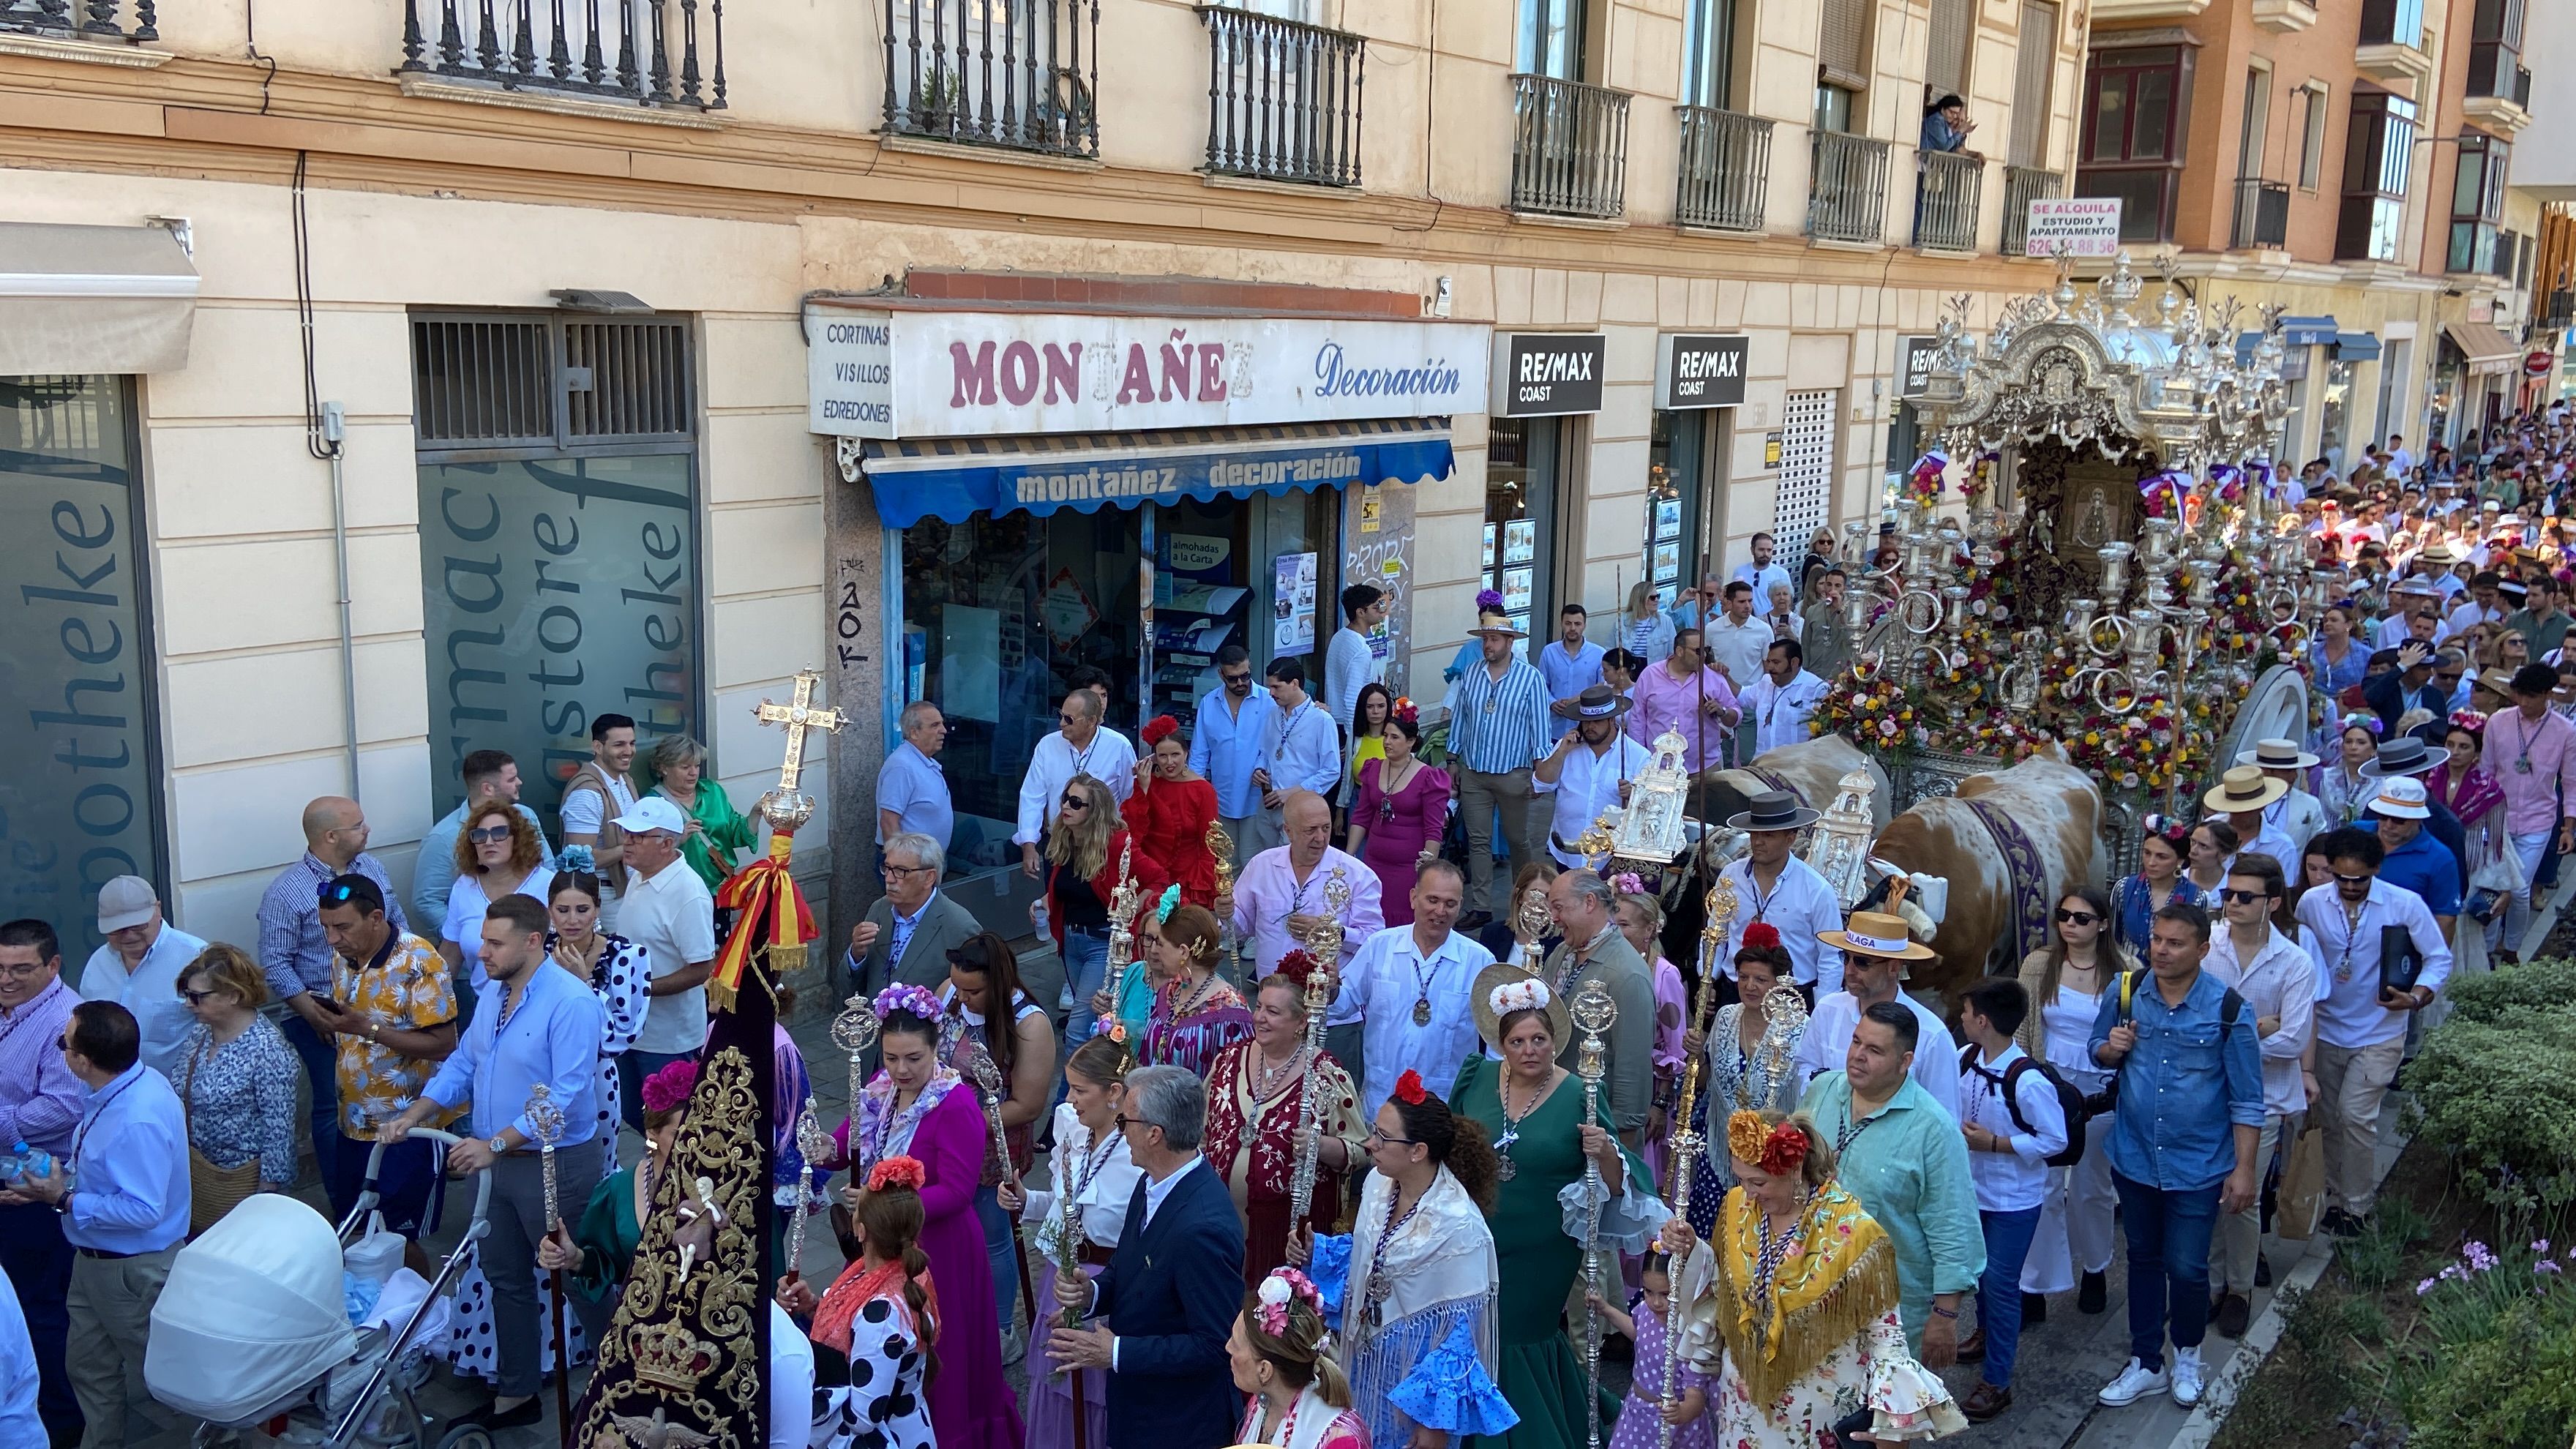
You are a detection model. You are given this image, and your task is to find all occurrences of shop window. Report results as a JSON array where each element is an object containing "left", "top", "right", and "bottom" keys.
[
  {"left": 2449, "top": 132, "right": 2510, "bottom": 276},
  {"left": 2076, "top": 45, "right": 2186, "bottom": 242},
  {"left": 0, "top": 376, "right": 165, "bottom": 968},
  {"left": 2335, "top": 91, "right": 2417, "bottom": 264},
  {"left": 1647, "top": 411, "right": 1717, "bottom": 611},
  {"left": 411, "top": 313, "right": 703, "bottom": 836},
  {"left": 1486, "top": 417, "right": 1563, "bottom": 643}
]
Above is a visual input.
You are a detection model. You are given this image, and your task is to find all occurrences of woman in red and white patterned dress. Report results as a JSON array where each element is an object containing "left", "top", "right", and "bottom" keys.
[{"left": 1200, "top": 959, "right": 1366, "bottom": 1287}]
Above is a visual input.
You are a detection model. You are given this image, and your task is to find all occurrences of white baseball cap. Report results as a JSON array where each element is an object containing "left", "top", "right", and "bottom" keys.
[
  {"left": 610, "top": 797, "right": 690, "bottom": 836},
  {"left": 2367, "top": 776, "right": 2431, "bottom": 821},
  {"left": 95, "top": 875, "right": 160, "bottom": 934}
]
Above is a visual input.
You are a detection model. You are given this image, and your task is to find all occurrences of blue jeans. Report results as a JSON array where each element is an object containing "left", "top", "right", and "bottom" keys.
[
  {"left": 1060, "top": 928, "right": 1111, "bottom": 1047},
  {"left": 1, "top": 1199, "right": 80, "bottom": 1442},
  {"left": 621, "top": 1048, "right": 697, "bottom": 1132},
  {"left": 1976, "top": 1205, "right": 2043, "bottom": 1388},
  {"left": 280, "top": 1011, "right": 342, "bottom": 1191},
  {"left": 2113, "top": 1171, "right": 2223, "bottom": 1371},
  {"left": 976, "top": 1184, "right": 1023, "bottom": 1338},
  {"left": 326, "top": 1134, "right": 446, "bottom": 1238}
]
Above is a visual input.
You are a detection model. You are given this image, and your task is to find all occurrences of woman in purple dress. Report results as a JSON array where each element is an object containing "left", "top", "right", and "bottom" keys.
[
  {"left": 1139, "top": 902, "right": 1253, "bottom": 1076},
  {"left": 829, "top": 985, "right": 1025, "bottom": 1449},
  {"left": 1344, "top": 705, "right": 1450, "bottom": 926}
]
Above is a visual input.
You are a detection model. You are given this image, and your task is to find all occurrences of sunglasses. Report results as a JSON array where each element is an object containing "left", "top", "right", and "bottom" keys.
[
  {"left": 2333, "top": 870, "right": 2374, "bottom": 885},
  {"left": 467, "top": 825, "right": 513, "bottom": 844},
  {"left": 1220, "top": 672, "right": 1253, "bottom": 686},
  {"left": 1059, "top": 795, "right": 1090, "bottom": 811},
  {"left": 180, "top": 987, "right": 224, "bottom": 1006},
  {"left": 2053, "top": 910, "right": 2098, "bottom": 926},
  {"left": 316, "top": 882, "right": 372, "bottom": 906},
  {"left": 2217, "top": 888, "right": 2271, "bottom": 905}
]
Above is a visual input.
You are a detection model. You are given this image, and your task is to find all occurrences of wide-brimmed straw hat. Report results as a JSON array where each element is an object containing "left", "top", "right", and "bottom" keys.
[
  {"left": 2236, "top": 738, "right": 2321, "bottom": 771},
  {"left": 1471, "top": 961, "right": 1572, "bottom": 1052},
  {"left": 2202, "top": 765, "right": 2289, "bottom": 815},
  {"left": 1817, "top": 909, "right": 1936, "bottom": 963},
  {"left": 1725, "top": 789, "right": 1823, "bottom": 832},
  {"left": 1464, "top": 607, "right": 1528, "bottom": 642}
]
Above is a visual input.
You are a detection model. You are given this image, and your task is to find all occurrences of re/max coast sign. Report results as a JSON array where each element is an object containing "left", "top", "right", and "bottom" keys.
[{"left": 806, "top": 304, "right": 1490, "bottom": 439}]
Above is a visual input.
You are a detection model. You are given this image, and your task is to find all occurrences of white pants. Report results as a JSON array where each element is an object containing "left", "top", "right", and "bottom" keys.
[
  {"left": 2503, "top": 828, "right": 2552, "bottom": 950},
  {"left": 2315, "top": 1038, "right": 2405, "bottom": 1215},
  {"left": 2022, "top": 1092, "right": 2115, "bottom": 1293}
]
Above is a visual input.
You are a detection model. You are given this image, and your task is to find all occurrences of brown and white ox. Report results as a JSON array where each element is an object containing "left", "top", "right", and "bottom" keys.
[
  {"left": 1871, "top": 745, "right": 2103, "bottom": 1006},
  {"left": 1656, "top": 738, "right": 1895, "bottom": 966}
]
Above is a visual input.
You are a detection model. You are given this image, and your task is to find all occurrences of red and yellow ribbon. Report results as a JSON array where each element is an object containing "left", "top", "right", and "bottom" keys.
[{"left": 708, "top": 832, "right": 815, "bottom": 1012}]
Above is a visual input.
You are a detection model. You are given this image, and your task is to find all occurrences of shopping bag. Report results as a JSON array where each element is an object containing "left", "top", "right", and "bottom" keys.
[
  {"left": 2276, "top": 1125, "right": 2326, "bottom": 1241},
  {"left": 342, "top": 1210, "right": 405, "bottom": 1284}
]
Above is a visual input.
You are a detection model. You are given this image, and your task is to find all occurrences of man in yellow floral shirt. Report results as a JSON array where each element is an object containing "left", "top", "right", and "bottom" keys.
[{"left": 316, "top": 875, "right": 457, "bottom": 1243}]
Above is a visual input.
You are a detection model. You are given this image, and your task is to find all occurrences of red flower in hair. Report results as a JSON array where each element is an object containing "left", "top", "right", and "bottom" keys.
[
  {"left": 1392, "top": 1069, "right": 1427, "bottom": 1106},
  {"left": 1273, "top": 948, "right": 1322, "bottom": 986},
  {"left": 1141, "top": 714, "right": 1182, "bottom": 748},
  {"left": 1741, "top": 922, "right": 1783, "bottom": 952},
  {"left": 867, "top": 1155, "right": 928, "bottom": 1193},
  {"left": 1758, "top": 1123, "right": 1808, "bottom": 1178}
]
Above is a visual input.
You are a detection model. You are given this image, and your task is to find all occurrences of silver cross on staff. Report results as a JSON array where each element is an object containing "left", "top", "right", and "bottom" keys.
[{"left": 751, "top": 667, "right": 846, "bottom": 796}]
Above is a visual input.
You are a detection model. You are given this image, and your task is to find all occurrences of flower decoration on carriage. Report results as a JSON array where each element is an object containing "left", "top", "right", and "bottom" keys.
[
  {"left": 1905, "top": 449, "right": 1950, "bottom": 508},
  {"left": 866, "top": 1155, "right": 927, "bottom": 1193},
  {"left": 1256, "top": 1268, "right": 1328, "bottom": 1340},
  {"left": 2138, "top": 468, "right": 2191, "bottom": 520},
  {"left": 1610, "top": 871, "right": 1645, "bottom": 896},
  {"left": 2208, "top": 463, "right": 2244, "bottom": 504},
  {"left": 1391, "top": 1068, "right": 1428, "bottom": 1106},
  {"left": 870, "top": 983, "right": 944, "bottom": 1025},
  {"left": 1961, "top": 450, "right": 2000, "bottom": 506},
  {"left": 1486, "top": 977, "right": 1553, "bottom": 1019}
]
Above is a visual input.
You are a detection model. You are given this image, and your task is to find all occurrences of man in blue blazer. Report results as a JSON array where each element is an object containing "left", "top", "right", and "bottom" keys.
[{"left": 1045, "top": 1063, "right": 1247, "bottom": 1449}]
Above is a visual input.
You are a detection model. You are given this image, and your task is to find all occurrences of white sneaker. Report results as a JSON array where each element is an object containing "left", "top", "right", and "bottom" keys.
[
  {"left": 2098, "top": 1357, "right": 2170, "bottom": 1407},
  {"left": 2172, "top": 1347, "right": 2205, "bottom": 1407}
]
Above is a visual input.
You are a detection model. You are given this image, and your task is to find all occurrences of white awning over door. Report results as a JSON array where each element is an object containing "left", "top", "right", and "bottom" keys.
[{"left": 0, "top": 222, "right": 199, "bottom": 376}]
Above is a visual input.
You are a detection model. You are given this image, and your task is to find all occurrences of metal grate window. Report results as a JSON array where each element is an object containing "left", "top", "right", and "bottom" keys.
[
  {"left": 412, "top": 314, "right": 694, "bottom": 451},
  {"left": 1819, "top": 0, "right": 1869, "bottom": 92},
  {"left": 1775, "top": 390, "right": 1838, "bottom": 553}
]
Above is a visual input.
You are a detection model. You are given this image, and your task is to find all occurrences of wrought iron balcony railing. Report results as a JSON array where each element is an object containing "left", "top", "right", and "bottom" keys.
[
  {"left": 3, "top": 0, "right": 155, "bottom": 42},
  {"left": 1198, "top": 6, "right": 1365, "bottom": 187},
  {"left": 2231, "top": 176, "right": 2290, "bottom": 250},
  {"left": 400, "top": 0, "right": 724, "bottom": 108},
  {"left": 1510, "top": 74, "right": 1630, "bottom": 220},
  {"left": 1675, "top": 105, "right": 1772, "bottom": 231},
  {"left": 2000, "top": 165, "right": 2059, "bottom": 255},
  {"left": 1808, "top": 130, "right": 1890, "bottom": 244},
  {"left": 881, "top": 0, "right": 1099, "bottom": 158},
  {"left": 1912, "top": 149, "right": 1981, "bottom": 252}
]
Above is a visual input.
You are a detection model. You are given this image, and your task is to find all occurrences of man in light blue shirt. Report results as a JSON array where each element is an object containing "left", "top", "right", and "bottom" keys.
[
  {"left": 413, "top": 750, "right": 555, "bottom": 929},
  {"left": 386, "top": 894, "right": 603, "bottom": 1434},
  {"left": 1449, "top": 607, "right": 1555, "bottom": 920},
  {"left": 1242, "top": 656, "right": 1341, "bottom": 855},
  {"left": 1729, "top": 532, "right": 1795, "bottom": 611},
  {"left": 0, "top": 1000, "right": 189, "bottom": 1449},
  {"left": 1189, "top": 645, "right": 1276, "bottom": 855},
  {"left": 1325, "top": 583, "right": 1387, "bottom": 743},
  {"left": 75, "top": 876, "right": 207, "bottom": 1082},
  {"left": 1538, "top": 603, "right": 1606, "bottom": 741},
  {"left": 875, "top": 700, "right": 956, "bottom": 855}
]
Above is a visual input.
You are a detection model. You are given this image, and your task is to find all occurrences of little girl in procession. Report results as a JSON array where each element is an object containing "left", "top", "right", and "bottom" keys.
[{"left": 1592, "top": 1233, "right": 1719, "bottom": 1449}]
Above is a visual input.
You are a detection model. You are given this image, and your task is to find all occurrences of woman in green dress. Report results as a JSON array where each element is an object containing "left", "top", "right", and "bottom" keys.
[
  {"left": 1451, "top": 966, "right": 1660, "bottom": 1449},
  {"left": 648, "top": 733, "right": 755, "bottom": 890},
  {"left": 537, "top": 1057, "right": 696, "bottom": 1342}
]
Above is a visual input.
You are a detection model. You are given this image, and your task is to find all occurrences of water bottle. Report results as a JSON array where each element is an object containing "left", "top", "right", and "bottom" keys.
[
  {"left": 2, "top": 1139, "right": 40, "bottom": 1186},
  {"left": 0, "top": 1146, "right": 20, "bottom": 1186}
]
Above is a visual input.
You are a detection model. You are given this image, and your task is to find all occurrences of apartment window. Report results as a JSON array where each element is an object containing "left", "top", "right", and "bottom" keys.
[
  {"left": 2237, "top": 67, "right": 2272, "bottom": 179},
  {"left": 1927, "top": 0, "right": 1972, "bottom": 102},
  {"left": 2077, "top": 45, "right": 2187, "bottom": 242},
  {"left": 1815, "top": 85, "right": 1857, "bottom": 134},
  {"left": 2007, "top": 0, "right": 2059, "bottom": 168},
  {"left": 1684, "top": 0, "right": 1742, "bottom": 109},
  {"left": 2335, "top": 91, "right": 2417, "bottom": 263},
  {"left": 2449, "top": 132, "right": 2510, "bottom": 274},
  {"left": 1819, "top": 0, "right": 1870, "bottom": 93},
  {"left": 2466, "top": 0, "right": 2526, "bottom": 100},
  {"left": 2294, "top": 83, "right": 2329, "bottom": 190},
  {"left": 1518, "top": 0, "right": 1587, "bottom": 80}
]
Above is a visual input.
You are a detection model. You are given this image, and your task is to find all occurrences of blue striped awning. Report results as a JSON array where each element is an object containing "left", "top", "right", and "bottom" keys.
[{"left": 858, "top": 417, "right": 1453, "bottom": 528}]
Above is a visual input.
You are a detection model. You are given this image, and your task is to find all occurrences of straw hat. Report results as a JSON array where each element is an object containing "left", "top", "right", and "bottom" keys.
[
  {"left": 1471, "top": 961, "right": 1571, "bottom": 1052},
  {"left": 2236, "top": 738, "right": 2321, "bottom": 771},
  {"left": 1464, "top": 607, "right": 1528, "bottom": 642},
  {"left": 1817, "top": 909, "right": 1936, "bottom": 963},
  {"left": 2202, "top": 765, "right": 2289, "bottom": 815}
]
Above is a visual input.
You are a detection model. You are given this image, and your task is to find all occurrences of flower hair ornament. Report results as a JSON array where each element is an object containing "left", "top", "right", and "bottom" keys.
[
  {"left": 1140, "top": 714, "right": 1182, "bottom": 748},
  {"left": 1726, "top": 1109, "right": 1808, "bottom": 1177},
  {"left": 866, "top": 1155, "right": 928, "bottom": 1193},
  {"left": 1392, "top": 696, "right": 1420, "bottom": 726},
  {"left": 1391, "top": 1068, "right": 1428, "bottom": 1107},
  {"left": 1740, "top": 921, "right": 1783, "bottom": 952},
  {"left": 557, "top": 843, "right": 597, "bottom": 875},
  {"left": 2449, "top": 708, "right": 2488, "bottom": 738},
  {"left": 640, "top": 1059, "right": 699, "bottom": 1115},
  {"left": 2139, "top": 812, "right": 2193, "bottom": 848},
  {"left": 1611, "top": 871, "right": 1645, "bottom": 896},
  {"left": 1487, "top": 976, "right": 1553, "bottom": 1018},
  {"left": 1155, "top": 883, "right": 1183, "bottom": 923},
  {"left": 1255, "top": 1268, "right": 1327, "bottom": 1341},
  {"left": 871, "top": 982, "right": 943, "bottom": 1024},
  {"left": 1273, "top": 948, "right": 1325, "bottom": 989},
  {"left": 2340, "top": 711, "right": 2385, "bottom": 738},
  {"left": 1475, "top": 588, "right": 1505, "bottom": 611}
]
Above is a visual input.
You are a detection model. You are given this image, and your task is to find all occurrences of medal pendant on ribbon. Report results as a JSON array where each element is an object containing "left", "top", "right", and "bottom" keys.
[
  {"left": 1497, "top": 1150, "right": 1517, "bottom": 1181},
  {"left": 1412, "top": 996, "right": 1433, "bottom": 1027}
]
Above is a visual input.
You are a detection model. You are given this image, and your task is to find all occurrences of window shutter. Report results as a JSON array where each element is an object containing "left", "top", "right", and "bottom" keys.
[
  {"left": 2008, "top": 1, "right": 2059, "bottom": 167},
  {"left": 1927, "top": 0, "right": 1972, "bottom": 100},
  {"left": 1819, "top": 0, "right": 1869, "bottom": 92}
]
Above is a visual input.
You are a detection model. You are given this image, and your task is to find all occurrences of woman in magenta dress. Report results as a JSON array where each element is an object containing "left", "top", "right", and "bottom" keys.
[
  {"left": 1128, "top": 715, "right": 1221, "bottom": 908},
  {"left": 829, "top": 985, "right": 1025, "bottom": 1449},
  {"left": 1344, "top": 704, "right": 1450, "bottom": 926},
  {"left": 1139, "top": 901, "right": 1254, "bottom": 1076}
]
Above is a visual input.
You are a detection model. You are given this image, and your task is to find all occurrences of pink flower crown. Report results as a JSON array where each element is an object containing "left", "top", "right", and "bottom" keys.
[
  {"left": 1255, "top": 1268, "right": 1325, "bottom": 1339},
  {"left": 872, "top": 983, "right": 943, "bottom": 1023}
]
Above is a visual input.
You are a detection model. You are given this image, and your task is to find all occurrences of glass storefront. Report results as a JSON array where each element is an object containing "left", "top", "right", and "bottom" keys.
[
  {"left": 1485, "top": 416, "right": 1564, "bottom": 636},
  {"left": 0, "top": 376, "right": 163, "bottom": 968},
  {"left": 1648, "top": 409, "right": 1717, "bottom": 608}
]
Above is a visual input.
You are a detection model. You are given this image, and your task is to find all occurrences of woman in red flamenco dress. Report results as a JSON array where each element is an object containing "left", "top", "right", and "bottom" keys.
[{"left": 1128, "top": 714, "right": 1221, "bottom": 908}]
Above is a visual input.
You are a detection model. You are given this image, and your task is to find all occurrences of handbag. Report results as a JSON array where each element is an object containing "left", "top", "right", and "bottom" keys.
[
  {"left": 2466, "top": 830, "right": 2523, "bottom": 922},
  {"left": 181, "top": 1035, "right": 261, "bottom": 1238},
  {"left": 2275, "top": 1124, "right": 2328, "bottom": 1240}
]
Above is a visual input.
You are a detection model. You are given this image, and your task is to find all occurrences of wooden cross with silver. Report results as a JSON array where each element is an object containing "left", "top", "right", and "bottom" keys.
[{"left": 751, "top": 667, "right": 845, "bottom": 794}]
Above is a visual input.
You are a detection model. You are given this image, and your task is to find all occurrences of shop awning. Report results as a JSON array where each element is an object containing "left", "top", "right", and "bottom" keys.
[
  {"left": 858, "top": 417, "right": 1454, "bottom": 528},
  {"left": 2280, "top": 315, "right": 2340, "bottom": 347},
  {"left": 2444, "top": 319, "right": 2522, "bottom": 377},
  {"left": 0, "top": 222, "right": 198, "bottom": 375},
  {"left": 2332, "top": 332, "right": 2382, "bottom": 362}
]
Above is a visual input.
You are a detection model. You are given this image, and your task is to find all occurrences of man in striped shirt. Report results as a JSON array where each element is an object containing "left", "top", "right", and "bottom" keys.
[{"left": 1447, "top": 606, "right": 1553, "bottom": 926}]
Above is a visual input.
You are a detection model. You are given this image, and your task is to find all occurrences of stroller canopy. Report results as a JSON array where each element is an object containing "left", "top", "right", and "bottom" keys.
[{"left": 146, "top": 1194, "right": 359, "bottom": 1424}]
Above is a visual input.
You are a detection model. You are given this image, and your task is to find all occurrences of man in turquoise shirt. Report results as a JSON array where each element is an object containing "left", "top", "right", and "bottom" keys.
[{"left": 1800, "top": 1000, "right": 1984, "bottom": 1360}]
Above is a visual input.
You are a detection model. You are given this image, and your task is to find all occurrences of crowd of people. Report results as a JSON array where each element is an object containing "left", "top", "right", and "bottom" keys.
[{"left": 12, "top": 407, "right": 2575, "bottom": 1449}]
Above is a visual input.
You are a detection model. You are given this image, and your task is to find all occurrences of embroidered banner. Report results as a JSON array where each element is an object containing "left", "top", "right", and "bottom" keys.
[{"left": 1965, "top": 796, "right": 2051, "bottom": 964}]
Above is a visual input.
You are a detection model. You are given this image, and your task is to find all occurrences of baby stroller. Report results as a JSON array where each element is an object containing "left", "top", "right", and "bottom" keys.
[{"left": 146, "top": 1130, "right": 498, "bottom": 1449}]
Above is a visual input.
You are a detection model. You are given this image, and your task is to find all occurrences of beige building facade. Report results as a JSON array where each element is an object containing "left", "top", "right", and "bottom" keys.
[{"left": 0, "top": 0, "right": 2092, "bottom": 956}]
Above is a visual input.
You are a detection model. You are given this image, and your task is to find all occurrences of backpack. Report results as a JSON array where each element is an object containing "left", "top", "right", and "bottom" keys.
[{"left": 1959, "top": 1044, "right": 2093, "bottom": 1169}]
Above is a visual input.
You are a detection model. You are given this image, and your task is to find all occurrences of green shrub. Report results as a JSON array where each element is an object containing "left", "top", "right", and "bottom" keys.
[
  {"left": 2404, "top": 962, "right": 2576, "bottom": 1216},
  {"left": 2395, "top": 1262, "right": 2576, "bottom": 1449},
  {"left": 2435, "top": 956, "right": 2576, "bottom": 1025}
]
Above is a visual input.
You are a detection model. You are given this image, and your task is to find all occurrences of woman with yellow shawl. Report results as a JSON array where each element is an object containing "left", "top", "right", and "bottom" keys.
[{"left": 1659, "top": 1109, "right": 1964, "bottom": 1447}]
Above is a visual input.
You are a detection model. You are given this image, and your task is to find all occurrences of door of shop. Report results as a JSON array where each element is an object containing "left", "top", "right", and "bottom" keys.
[{"left": 1777, "top": 390, "right": 1839, "bottom": 549}]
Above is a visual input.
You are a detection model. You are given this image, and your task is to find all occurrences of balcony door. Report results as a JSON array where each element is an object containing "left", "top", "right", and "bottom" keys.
[
  {"left": 1518, "top": 0, "right": 1588, "bottom": 80},
  {"left": 1682, "top": 0, "right": 1740, "bottom": 110}
]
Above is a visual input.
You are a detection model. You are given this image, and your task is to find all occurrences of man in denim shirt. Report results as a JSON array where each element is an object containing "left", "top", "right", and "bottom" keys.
[{"left": 2089, "top": 901, "right": 2263, "bottom": 1413}]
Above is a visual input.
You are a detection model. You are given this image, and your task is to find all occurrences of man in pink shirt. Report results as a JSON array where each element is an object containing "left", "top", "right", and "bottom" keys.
[
  {"left": 1625, "top": 626, "right": 1741, "bottom": 772},
  {"left": 2484, "top": 661, "right": 2576, "bottom": 958}
]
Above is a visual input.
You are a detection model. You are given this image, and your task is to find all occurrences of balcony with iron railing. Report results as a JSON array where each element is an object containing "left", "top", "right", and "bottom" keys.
[
  {"left": 1197, "top": 7, "right": 1364, "bottom": 187},
  {"left": 1912, "top": 150, "right": 1981, "bottom": 252},
  {"left": 880, "top": 0, "right": 1099, "bottom": 157},
  {"left": 1, "top": 0, "right": 153, "bottom": 42},
  {"left": 1674, "top": 106, "right": 1771, "bottom": 231},
  {"left": 400, "top": 0, "right": 724, "bottom": 109},
  {"left": 1808, "top": 131, "right": 1889, "bottom": 244},
  {"left": 1509, "top": 75, "right": 1630, "bottom": 220},
  {"left": 2463, "top": 42, "right": 2531, "bottom": 130},
  {"left": 2544, "top": 290, "right": 2574, "bottom": 333},
  {"left": 2000, "top": 165, "right": 2059, "bottom": 255},
  {"left": 2231, "top": 177, "right": 2290, "bottom": 250},
  {"left": 2356, "top": 0, "right": 2433, "bottom": 82}
]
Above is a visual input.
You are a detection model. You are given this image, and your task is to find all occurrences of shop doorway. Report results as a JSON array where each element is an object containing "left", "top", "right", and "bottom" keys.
[{"left": 1486, "top": 416, "right": 1566, "bottom": 639}]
